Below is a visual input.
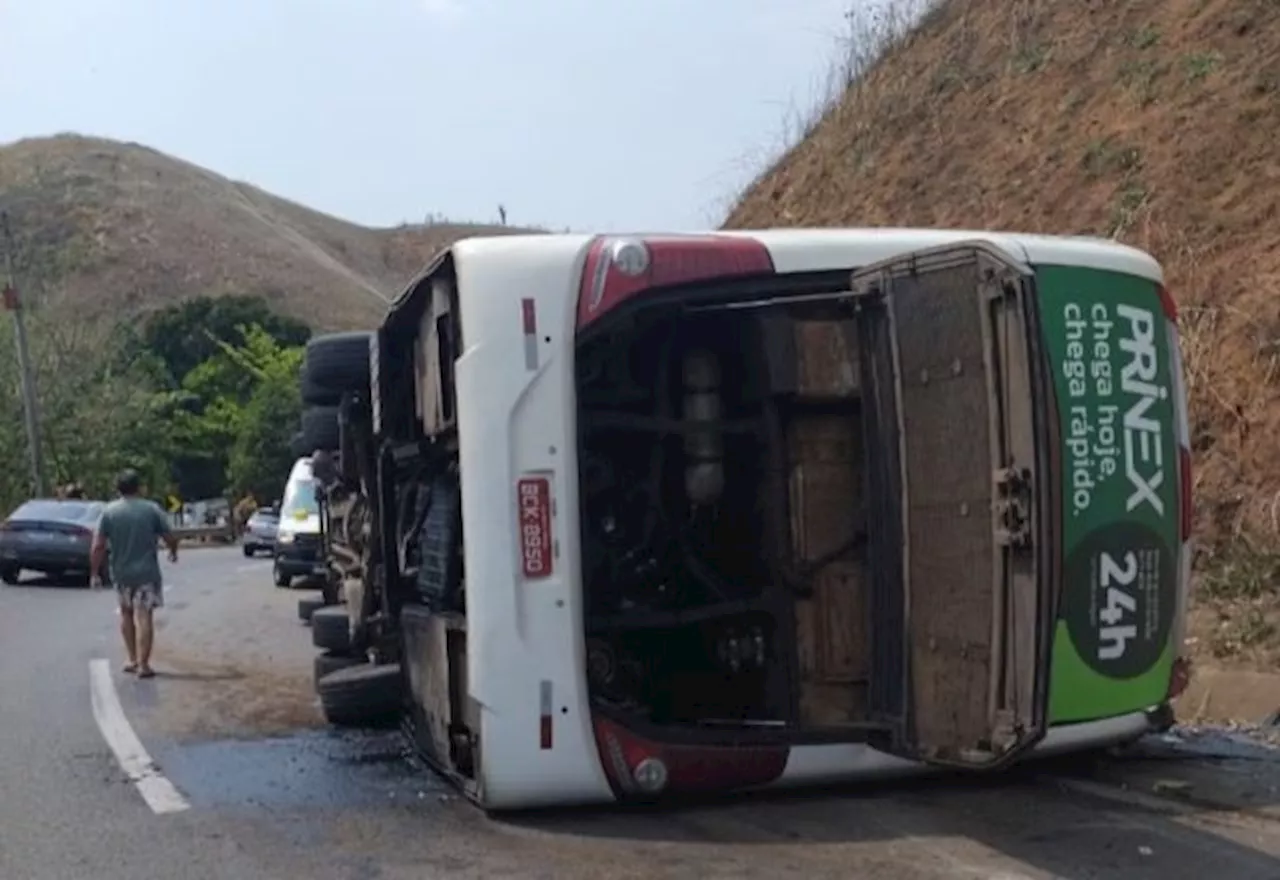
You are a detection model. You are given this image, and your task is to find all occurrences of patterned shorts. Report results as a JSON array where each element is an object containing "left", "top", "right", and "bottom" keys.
[{"left": 116, "top": 583, "right": 163, "bottom": 611}]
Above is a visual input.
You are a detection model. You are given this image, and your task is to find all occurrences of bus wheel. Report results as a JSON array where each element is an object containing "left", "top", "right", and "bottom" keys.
[
  {"left": 317, "top": 663, "right": 401, "bottom": 728},
  {"left": 301, "top": 331, "right": 373, "bottom": 406},
  {"left": 321, "top": 576, "right": 341, "bottom": 607},
  {"left": 311, "top": 605, "right": 352, "bottom": 654},
  {"left": 314, "top": 650, "right": 363, "bottom": 686},
  {"left": 298, "top": 596, "right": 327, "bottom": 623},
  {"left": 301, "top": 405, "right": 340, "bottom": 452}
]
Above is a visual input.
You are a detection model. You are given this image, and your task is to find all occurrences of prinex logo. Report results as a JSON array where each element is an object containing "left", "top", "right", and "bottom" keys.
[{"left": 1117, "top": 304, "right": 1167, "bottom": 516}]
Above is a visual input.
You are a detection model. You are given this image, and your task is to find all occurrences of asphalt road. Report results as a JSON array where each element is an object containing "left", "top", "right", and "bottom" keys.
[{"left": 2, "top": 547, "right": 1280, "bottom": 879}]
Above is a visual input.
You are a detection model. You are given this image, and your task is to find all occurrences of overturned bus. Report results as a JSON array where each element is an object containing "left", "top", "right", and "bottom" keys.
[{"left": 298, "top": 228, "right": 1191, "bottom": 811}]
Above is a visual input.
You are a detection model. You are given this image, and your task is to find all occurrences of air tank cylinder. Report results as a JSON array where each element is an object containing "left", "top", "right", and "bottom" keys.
[{"left": 681, "top": 349, "right": 724, "bottom": 505}]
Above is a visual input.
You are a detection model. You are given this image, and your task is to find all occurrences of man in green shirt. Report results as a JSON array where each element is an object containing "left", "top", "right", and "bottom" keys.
[{"left": 91, "top": 469, "right": 180, "bottom": 678}]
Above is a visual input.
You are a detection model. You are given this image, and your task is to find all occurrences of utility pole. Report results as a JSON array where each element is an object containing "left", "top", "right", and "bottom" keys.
[{"left": 1, "top": 212, "right": 45, "bottom": 498}]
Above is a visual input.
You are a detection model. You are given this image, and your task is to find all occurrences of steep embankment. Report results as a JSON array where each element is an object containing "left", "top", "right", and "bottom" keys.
[
  {"left": 0, "top": 134, "right": 530, "bottom": 330},
  {"left": 728, "top": 0, "right": 1280, "bottom": 665}
]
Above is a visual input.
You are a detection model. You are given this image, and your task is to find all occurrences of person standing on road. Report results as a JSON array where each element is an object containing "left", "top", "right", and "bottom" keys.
[
  {"left": 90, "top": 469, "right": 180, "bottom": 679},
  {"left": 233, "top": 492, "right": 259, "bottom": 537}
]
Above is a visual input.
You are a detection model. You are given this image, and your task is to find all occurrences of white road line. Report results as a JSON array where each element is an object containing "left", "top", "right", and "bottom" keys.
[{"left": 88, "top": 658, "right": 191, "bottom": 815}]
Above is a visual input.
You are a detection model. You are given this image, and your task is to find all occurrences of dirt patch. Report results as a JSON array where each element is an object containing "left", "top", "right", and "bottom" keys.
[
  {"left": 149, "top": 652, "right": 323, "bottom": 741},
  {"left": 1175, "top": 665, "right": 1280, "bottom": 726},
  {"left": 1187, "top": 540, "right": 1280, "bottom": 667},
  {"left": 136, "top": 562, "right": 332, "bottom": 741}
]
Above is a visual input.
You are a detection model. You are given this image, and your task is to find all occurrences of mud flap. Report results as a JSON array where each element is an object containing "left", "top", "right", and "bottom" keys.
[{"left": 852, "top": 242, "right": 1054, "bottom": 770}]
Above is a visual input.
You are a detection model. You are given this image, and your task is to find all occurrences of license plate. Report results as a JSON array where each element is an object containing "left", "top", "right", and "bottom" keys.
[
  {"left": 517, "top": 475, "right": 553, "bottom": 579},
  {"left": 23, "top": 531, "right": 55, "bottom": 541}
]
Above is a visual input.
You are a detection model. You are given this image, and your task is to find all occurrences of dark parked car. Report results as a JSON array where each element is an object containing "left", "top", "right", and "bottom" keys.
[
  {"left": 0, "top": 498, "right": 106, "bottom": 586},
  {"left": 242, "top": 508, "right": 280, "bottom": 557}
]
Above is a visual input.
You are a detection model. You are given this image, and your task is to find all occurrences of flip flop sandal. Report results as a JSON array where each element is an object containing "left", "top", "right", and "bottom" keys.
[
  {"left": 122, "top": 663, "right": 138, "bottom": 674},
  {"left": 137, "top": 667, "right": 155, "bottom": 679}
]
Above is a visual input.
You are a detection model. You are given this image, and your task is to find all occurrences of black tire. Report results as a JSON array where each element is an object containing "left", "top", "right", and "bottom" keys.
[
  {"left": 242, "top": 544, "right": 253, "bottom": 558},
  {"left": 316, "top": 663, "right": 402, "bottom": 728},
  {"left": 0, "top": 566, "right": 18, "bottom": 585},
  {"left": 314, "top": 650, "right": 363, "bottom": 684},
  {"left": 274, "top": 563, "right": 291, "bottom": 588},
  {"left": 298, "top": 595, "right": 327, "bottom": 622},
  {"left": 311, "top": 605, "right": 351, "bottom": 653},
  {"left": 320, "top": 573, "right": 341, "bottom": 606},
  {"left": 301, "top": 332, "right": 372, "bottom": 405},
  {"left": 301, "top": 405, "right": 340, "bottom": 452}
]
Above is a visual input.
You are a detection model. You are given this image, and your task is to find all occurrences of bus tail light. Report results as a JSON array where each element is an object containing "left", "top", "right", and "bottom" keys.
[
  {"left": 575, "top": 235, "right": 775, "bottom": 331},
  {"left": 591, "top": 715, "right": 788, "bottom": 800}
]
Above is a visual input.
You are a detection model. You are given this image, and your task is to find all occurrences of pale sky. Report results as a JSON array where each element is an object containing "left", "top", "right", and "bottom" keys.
[{"left": 0, "top": 0, "right": 858, "bottom": 232}]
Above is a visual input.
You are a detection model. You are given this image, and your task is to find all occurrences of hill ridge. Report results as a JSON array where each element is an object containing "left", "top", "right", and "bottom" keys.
[{"left": 0, "top": 133, "right": 531, "bottom": 330}]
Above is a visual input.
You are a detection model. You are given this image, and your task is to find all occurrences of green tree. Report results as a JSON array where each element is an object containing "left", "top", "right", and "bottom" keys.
[
  {"left": 0, "top": 312, "right": 172, "bottom": 512},
  {"left": 222, "top": 324, "right": 305, "bottom": 501},
  {"left": 0, "top": 301, "right": 309, "bottom": 516},
  {"left": 159, "top": 323, "right": 304, "bottom": 502},
  {"left": 229, "top": 370, "right": 302, "bottom": 502},
  {"left": 140, "top": 294, "right": 310, "bottom": 385}
]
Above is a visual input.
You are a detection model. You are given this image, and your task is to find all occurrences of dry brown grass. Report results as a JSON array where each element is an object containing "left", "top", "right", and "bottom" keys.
[
  {"left": 727, "top": 0, "right": 1280, "bottom": 663},
  {"left": 0, "top": 133, "right": 533, "bottom": 330}
]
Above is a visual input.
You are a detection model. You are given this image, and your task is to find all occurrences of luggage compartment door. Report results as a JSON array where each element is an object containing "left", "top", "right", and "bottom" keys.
[{"left": 853, "top": 242, "right": 1056, "bottom": 769}]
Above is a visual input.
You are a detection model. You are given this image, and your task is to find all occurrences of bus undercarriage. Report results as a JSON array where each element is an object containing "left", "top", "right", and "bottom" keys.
[{"left": 574, "top": 244, "right": 1053, "bottom": 769}]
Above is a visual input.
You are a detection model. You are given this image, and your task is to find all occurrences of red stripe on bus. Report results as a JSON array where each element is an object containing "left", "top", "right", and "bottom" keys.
[{"left": 521, "top": 298, "right": 536, "bottom": 335}]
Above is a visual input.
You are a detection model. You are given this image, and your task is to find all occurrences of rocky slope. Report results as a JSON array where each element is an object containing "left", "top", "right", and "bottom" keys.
[{"left": 727, "top": 0, "right": 1280, "bottom": 663}]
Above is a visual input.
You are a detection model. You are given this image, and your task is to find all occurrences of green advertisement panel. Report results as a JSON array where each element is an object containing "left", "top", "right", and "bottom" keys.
[{"left": 1035, "top": 265, "right": 1180, "bottom": 723}]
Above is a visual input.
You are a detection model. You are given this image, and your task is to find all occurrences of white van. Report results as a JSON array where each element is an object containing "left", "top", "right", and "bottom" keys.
[
  {"left": 328, "top": 229, "right": 1190, "bottom": 811},
  {"left": 273, "top": 456, "right": 325, "bottom": 588}
]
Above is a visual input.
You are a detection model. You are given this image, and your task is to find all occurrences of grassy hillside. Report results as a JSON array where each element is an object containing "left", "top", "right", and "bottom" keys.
[
  {"left": 728, "top": 0, "right": 1280, "bottom": 664},
  {"left": 0, "top": 134, "right": 530, "bottom": 330}
]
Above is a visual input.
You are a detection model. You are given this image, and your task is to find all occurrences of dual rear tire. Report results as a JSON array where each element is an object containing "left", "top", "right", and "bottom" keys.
[
  {"left": 296, "top": 333, "right": 398, "bottom": 729},
  {"left": 315, "top": 663, "right": 401, "bottom": 728},
  {"left": 307, "top": 603, "right": 401, "bottom": 728},
  {"left": 298, "top": 332, "right": 371, "bottom": 454}
]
